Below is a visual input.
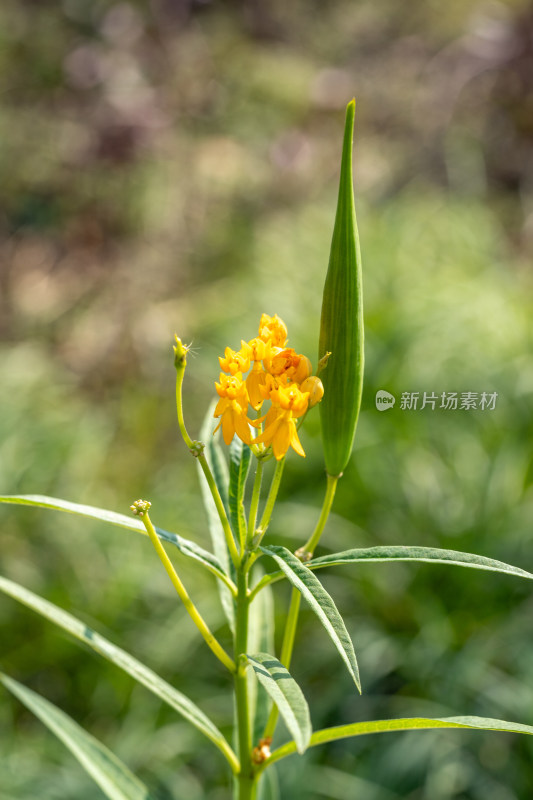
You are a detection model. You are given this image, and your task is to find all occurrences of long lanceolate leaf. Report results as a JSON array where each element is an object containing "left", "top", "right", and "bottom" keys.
[
  {"left": 309, "top": 546, "right": 533, "bottom": 579},
  {"left": 0, "top": 575, "right": 239, "bottom": 773},
  {"left": 229, "top": 437, "right": 251, "bottom": 550},
  {"left": 246, "top": 653, "right": 312, "bottom": 754},
  {"left": 199, "top": 404, "right": 236, "bottom": 633},
  {"left": 261, "top": 545, "right": 360, "bottom": 693},
  {"left": 0, "top": 495, "right": 235, "bottom": 593},
  {"left": 250, "top": 545, "right": 533, "bottom": 598},
  {"left": 259, "top": 715, "right": 533, "bottom": 773},
  {"left": 0, "top": 672, "right": 154, "bottom": 800}
]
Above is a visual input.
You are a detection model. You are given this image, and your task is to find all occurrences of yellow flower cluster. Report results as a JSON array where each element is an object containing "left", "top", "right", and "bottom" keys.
[{"left": 214, "top": 314, "right": 324, "bottom": 460}]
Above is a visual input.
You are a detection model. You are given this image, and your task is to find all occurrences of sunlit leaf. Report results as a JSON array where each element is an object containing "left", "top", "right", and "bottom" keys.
[
  {"left": 0, "top": 574, "right": 239, "bottom": 773},
  {"left": 0, "top": 494, "right": 233, "bottom": 590},
  {"left": 246, "top": 653, "right": 311, "bottom": 754},
  {"left": 261, "top": 545, "right": 360, "bottom": 692},
  {"left": 250, "top": 545, "right": 533, "bottom": 598},
  {"left": 263, "top": 715, "right": 533, "bottom": 771},
  {"left": 0, "top": 672, "right": 154, "bottom": 800},
  {"left": 309, "top": 546, "right": 533, "bottom": 580}
]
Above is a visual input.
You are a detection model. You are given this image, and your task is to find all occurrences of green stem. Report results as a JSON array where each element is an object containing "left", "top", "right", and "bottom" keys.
[
  {"left": 175, "top": 354, "right": 194, "bottom": 451},
  {"left": 234, "top": 569, "right": 257, "bottom": 799},
  {"left": 301, "top": 473, "right": 339, "bottom": 556},
  {"left": 234, "top": 773, "right": 257, "bottom": 800},
  {"left": 174, "top": 354, "right": 240, "bottom": 569},
  {"left": 198, "top": 452, "right": 240, "bottom": 568},
  {"left": 245, "top": 458, "right": 285, "bottom": 572},
  {"left": 258, "top": 458, "right": 285, "bottom": 535},
  {"left": 142, "top": 511, "right": 236, "bottom": 673},
  {"left": 246, "top": 460, "right": 263, "bottom": 550}
]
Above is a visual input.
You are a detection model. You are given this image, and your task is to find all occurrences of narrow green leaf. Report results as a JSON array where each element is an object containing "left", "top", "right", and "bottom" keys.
[
  {"left": 319, "top": 99, "right": 364, "bottom": 477},
  {"left": 250, "top": 544, "right": 533, "bottom": 600},
  {"left": 262, "top": 715, "right": 533, "bottom": 771},
  {"left": 309, "top": 546, "right": 533, "bottom": 581},
  {"left": 0, "top": 495, "right": 234, "bottom": 591},
  {"left": 0, "top": 672, "right": 154, "bottom": 800},
  {"left": 261, "top": 545, "right": 360, "bottom": 692},
  {"left": 228, "top": 437, "right": 251, "bottom": 549},
  {"left": 199, "top": 403, "right": 236, "bottom": 633},
  {"left": 246, "top": 653, "right": 312, "bottom": 754},
  {"left": 0, "top": 574, "right": 239, "bottom": 773}
]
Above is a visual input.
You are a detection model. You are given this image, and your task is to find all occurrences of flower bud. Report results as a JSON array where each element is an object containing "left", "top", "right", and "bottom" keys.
[
  {"left": 300, "top": 376, "right": 324, "bottom": 407},
  {"left": 293, "top": 355, "right": 312, "bottom": 384},
  {"left": 173, "top": 335, "right": 188, "bottom": 370}
]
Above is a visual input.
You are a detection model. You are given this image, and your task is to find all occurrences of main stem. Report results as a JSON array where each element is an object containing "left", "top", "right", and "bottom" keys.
[
  {"left": 234, "top": 568, "right": 257, "bottom": 800},
  {"left": 301, "top": 473, "right": 339, "bottom": 555}
]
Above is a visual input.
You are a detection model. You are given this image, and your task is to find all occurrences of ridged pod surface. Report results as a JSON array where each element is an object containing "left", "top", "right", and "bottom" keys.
[{"left": 319, "top": 100, "right": 364, "bottom": 477}]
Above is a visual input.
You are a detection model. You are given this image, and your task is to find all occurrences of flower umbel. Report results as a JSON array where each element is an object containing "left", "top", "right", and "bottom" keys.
[{"left": 213, "top": 315, "right": 323, "bottom": 459}]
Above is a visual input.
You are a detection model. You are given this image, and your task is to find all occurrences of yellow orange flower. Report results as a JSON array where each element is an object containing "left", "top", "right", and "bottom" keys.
[
  {"left": 271, "top": 382, "right": 309, "bottom": 416},
  {"left": 213, "top": 314, "right": 323, "bottom": 456},
  {"left": 246, "top": 363, "right": 268, "bottom": 410},
  {"left": 253, "top": 383, "right": 310, "bottom": 460},
  {"left": 258, "top": 313, "right": 288, "bottom": 348},
  {"left": 267, "top": 348, "right": 312, "bottom": 385},
  {"left": 213, "top": 373, "right": 253, "bottom": 445},
  {"left": 254, "top": 409, "right": 305, "bottom": 460},
  {"left": 219, "top": 341, "right": 252, "bottom": 375}
]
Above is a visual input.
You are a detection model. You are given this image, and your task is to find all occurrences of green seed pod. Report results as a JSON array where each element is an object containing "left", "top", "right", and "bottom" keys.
[{"left": 319, "top": 99, "right": 364, "bottom": 477}]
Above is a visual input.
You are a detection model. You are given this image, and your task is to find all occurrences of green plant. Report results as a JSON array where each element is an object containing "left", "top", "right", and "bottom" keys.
[{"left": 2, "top": 100, "right": 533, "bottom": 800}]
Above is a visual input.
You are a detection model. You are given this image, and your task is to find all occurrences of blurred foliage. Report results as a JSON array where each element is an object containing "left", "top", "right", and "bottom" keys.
[{"left": 1, "top": 0, "right": 533, "bottom": 798}]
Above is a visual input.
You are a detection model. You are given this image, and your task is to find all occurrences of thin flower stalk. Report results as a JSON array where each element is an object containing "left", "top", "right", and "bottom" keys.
[
  {"left": 131, "top": 500, "right": 236, "bottom": 674},
  {"left": 246, "top": 460, "right": 263, "bottom": 551},
  {"left": 174, "top": 336, "right": 240, "bottom": 569}
]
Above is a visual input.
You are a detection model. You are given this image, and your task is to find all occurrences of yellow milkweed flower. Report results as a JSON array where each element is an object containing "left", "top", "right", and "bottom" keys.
[
  {"left": 266, "top": 348, "right": 312, "bottom": 385},
  {"left": 219, "top": 341, "right": 252, "bottom": 375},
  {"left": 258, "top": 313, "right": 288, "bottom": 348},
  {"left": 213, "top": 314, "right": 323, "bottom": 457},
  {"left": 253, "top": 383, "right": 310, "bottom": 460},
  {"left": 245, "top": 337, "right": 276, "bottom": 410},
  {"left": 247, "top": 363, "right": 267, "bottom": 410},
  {"left": 213, "top": 372, "right": 254, "bottom": 445}
]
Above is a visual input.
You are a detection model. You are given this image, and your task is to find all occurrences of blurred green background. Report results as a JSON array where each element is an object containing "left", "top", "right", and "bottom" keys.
[{"left": 1, "top": 0, "right": 533, "bottom": 797}]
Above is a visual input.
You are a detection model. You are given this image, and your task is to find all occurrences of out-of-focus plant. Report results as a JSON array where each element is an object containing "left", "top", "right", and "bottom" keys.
[{"left": 2, "top": 101, "right": 533, "bottom": 800}]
